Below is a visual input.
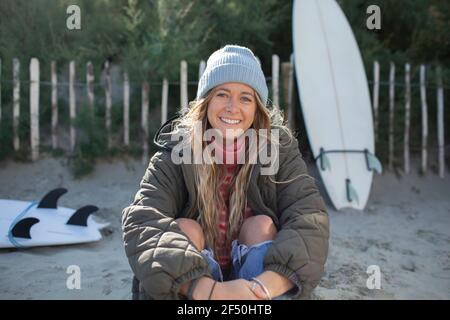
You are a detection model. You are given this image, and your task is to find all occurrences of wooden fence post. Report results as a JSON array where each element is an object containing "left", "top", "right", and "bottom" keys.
[
  {"left": 0, "top": 59, "right": 2, "bottom": 124},
  {"left": 86, "top": 62, "right": 95, "bottom": 111},
  {"left": 30, "top": 58, "right": 40, "bottom": 161},
  {"left": 69, "top": 60, "right": 76, "bottom": 153},
  {"left": 51, "top": 61, "right": 58, "bottom": 150},
  {"left": 161, "top": 78, "right": 168, "bottom": 125},
  {"left": 104, "top": 61, "right": 112, "bottom": 150},
  {"left": 272, "top": 54, "right": 280, "bottom": 108},
  {"left": 180, "top": 60, "right": 188, "bottom": 113},
  {"left": 420, "top": 64, "right": 428, "bottom": 174},
  {"left": 281, "top": 54, "right": 295, "bottom": 130},
  {"left": 287, "top": 53, "right": 295, "bottom": 130},
  {"left": 388, "top": 62, "right": 395, "bottom": 171},
  {"left": 199, "top": 60, "right": 206, "bottom": 80},
  {"left": 404, "top": 63, "right": 411, "bottom": 174},
  {"left": 13, "top": 58, "right": 20, "bottom": 151},
  {"left": 436, "top": 66, "right": 445, "bottom": 178},
  {"left": 373, "top": 61, "right": 380, "bottom": 143},
  {"left": 123, "top": 71, "right": 130, "bottom": 146},
  {"left": 141, "top": 82, "right": 149, "bottom": 164}
]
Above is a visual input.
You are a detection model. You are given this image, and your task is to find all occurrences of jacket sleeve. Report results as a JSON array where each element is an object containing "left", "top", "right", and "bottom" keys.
[
  {"left": 264, "top": 132, "right": 330, "bottom": 299},
  {"left": 121, "top": 150, "right": 211, "bottom": 299}
]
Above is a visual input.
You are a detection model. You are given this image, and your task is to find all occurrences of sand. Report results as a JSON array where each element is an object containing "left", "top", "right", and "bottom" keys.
[{"left": 0, "top": 156, "right": 449, "bottom": 299}]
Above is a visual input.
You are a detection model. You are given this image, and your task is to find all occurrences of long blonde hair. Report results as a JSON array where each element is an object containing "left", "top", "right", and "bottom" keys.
[{"left": 171, "top": 87, "right": 294, "bottom": 256}]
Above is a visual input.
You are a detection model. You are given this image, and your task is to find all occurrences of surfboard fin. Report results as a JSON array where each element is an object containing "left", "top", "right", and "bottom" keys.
[
  {"left": 365, "top": 150, "right": 383, "bottom": 174},
  {"left": 11, "top": 217, "right": 40, "bottom": 239},
  {"left": 318, "top": 148, "right": 331, "bottom": 171},
  {"left": 66, "top": 205, "right": 99, "bottom": 227},
  {"left": 37, "top": 188, "right": 68, "bottom": 209},
  {"left": 346, "top": 179, "right": 359, "bottom": 204}
]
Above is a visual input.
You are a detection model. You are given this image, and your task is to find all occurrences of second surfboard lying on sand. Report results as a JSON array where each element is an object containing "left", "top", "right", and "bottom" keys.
[{"left": 0, "top": 188, "right": 108, "bottom": 248}]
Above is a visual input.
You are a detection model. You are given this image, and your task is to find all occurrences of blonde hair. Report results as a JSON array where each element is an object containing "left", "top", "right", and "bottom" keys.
[{"left": 171, "top": 88, "right": 295, "bottom": 257}]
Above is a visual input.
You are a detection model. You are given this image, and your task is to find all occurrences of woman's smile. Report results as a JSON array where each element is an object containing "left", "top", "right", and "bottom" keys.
[{"left": 219, "top": 117, "right": 242, "bottom": 125}]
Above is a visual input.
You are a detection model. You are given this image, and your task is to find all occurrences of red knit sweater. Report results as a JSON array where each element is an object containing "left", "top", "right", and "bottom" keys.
[{"left": 212, "top": 135, "right": 254, "bottom": 274}]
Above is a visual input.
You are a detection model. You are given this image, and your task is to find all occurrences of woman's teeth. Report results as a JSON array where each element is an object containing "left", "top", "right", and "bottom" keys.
[{"left": 220, "top": 117, "right": 241, "bottom": 125}]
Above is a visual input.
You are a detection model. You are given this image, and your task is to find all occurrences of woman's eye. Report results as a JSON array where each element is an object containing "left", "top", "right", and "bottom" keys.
[
  {"left": 242, "top": 97, "right": 252, "bottom": 102},
  {"left": 217, "top": 93, "right": 227, "bottom": 97}
]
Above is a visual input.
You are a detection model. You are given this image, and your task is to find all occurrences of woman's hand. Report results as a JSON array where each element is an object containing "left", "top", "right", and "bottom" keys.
[
  {"left": 255, "top": 271, "right": 295, "bottom": 298},
  {"left": 248, "top": 280, "right": 272, "bottom": 300},
  {"left": 212, "top": 279, "right": 263, "bottom": 300},
  {"left": 185, "top": 277, "right": 260, "bottom": 300}
]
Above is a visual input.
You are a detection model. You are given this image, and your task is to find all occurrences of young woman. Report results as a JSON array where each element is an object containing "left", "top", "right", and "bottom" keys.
[{"left": 122, "top": 45, "right": 329, "bottom": 300}]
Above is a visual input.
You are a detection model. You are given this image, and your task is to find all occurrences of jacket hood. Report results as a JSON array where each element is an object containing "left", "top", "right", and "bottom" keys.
[{"left": 153, "top": 116, "right": 184, "bottom": 151}]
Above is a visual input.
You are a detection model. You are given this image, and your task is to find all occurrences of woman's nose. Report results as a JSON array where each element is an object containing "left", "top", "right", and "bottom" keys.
[{"left": 225, "top": 97, "right": 239, "bottom": 113}]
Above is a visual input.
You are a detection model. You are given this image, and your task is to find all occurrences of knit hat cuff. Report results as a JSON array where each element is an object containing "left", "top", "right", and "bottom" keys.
[{"left": 196, "top": 63, "right": 268, "bottom": 105}]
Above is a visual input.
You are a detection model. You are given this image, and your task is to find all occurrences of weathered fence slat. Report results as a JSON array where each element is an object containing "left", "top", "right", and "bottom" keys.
[
  {"left": 141, "top": 82, "right": 149, "bottom": 164},
  {"left": 281, "top": 54, "right": 295, "bottom": 130},
  {"left": 420, "top": 64, "right": 428, "bottom": 174},
  {"left": 123, "top": 71, "right": 130, "bottom": 146},
  {"left": 373, "top": 61, "right": 380, "bottom": 143},
  {"left": 51, "top": 61, "right": 58, "bottom": 150},
  {"left": 30, "top": 58, "right": 40, "bottom": 161},
  {"left": 272, "top": 54, "right": 280, "bottom": 108},
  {"left": 287, "top": 54, "right": 295, "bottom": 130},
  {"left": 404, "top": 63, "right": 411, "bottom": 174},
  {"left": 86, "top": 62, "right": 95, "bottom": 111},
  {"left": 436, "top": 66, "right": 445, "bottom": 179},
  {"left": 69, "top": 61, "right": 76, "bottom": 153},
  {"left": 388, "top": 62, "right": 395, "bottom": 170},
  {"left": 13, "top": 58, "right": 20, "bottom": 151},
  {"left": 161, "top": 78, "right": 168, "bottom": 125},
  {"left": 199, "top": 60, "right": 206, "bottom": 80},
  {"left": 104, "top": 61, "right": 112, "bottom": 150},
  {"left": 180, "top": 60, "right": 188, "bottom": 113},
  {"left": 0, "top": 59, "right": 2, "bottom": 124}
]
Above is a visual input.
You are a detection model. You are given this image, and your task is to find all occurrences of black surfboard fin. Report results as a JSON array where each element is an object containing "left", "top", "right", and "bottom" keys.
[
  {"left": 37, "top": 188, "right": 68, "bottom": 209},
  {"left": 66, "top": 205, "right": 99, "bottom": 227},
  {"left": 11, "top": 217, "right": 40, "bottom": 239}
]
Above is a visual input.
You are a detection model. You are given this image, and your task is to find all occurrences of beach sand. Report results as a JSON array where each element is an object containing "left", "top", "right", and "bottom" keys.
[{"left": 0, "top": 156, "right": 449, "bottom": 299}]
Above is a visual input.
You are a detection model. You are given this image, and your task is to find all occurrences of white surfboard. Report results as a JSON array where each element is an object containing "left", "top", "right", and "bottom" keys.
[
  {"left": 293, "top": 0, "right": 382, "bottom": 210},
  {"left": 0, "top": 188, "right": 108, "bottom": 248}
]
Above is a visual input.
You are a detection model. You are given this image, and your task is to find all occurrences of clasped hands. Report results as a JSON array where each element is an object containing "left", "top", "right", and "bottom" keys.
[{"left": 191, "top": 277, "right": 271, "bottom": 300}]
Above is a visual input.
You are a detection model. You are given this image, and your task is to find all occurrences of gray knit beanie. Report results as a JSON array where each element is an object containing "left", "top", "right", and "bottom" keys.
[{"left": 196, "top": 45, "right": 268, "bottom": 105}]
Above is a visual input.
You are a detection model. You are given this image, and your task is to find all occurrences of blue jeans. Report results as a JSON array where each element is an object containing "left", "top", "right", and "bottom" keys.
[{"left": 201, "top": 240, "right": 296, "bottom": 299}]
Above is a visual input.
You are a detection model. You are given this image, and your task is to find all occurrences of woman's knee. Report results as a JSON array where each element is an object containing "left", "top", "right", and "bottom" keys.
[
  {"left": 238, "top": 215, "right": 277, "bottom": 247},
  {"left": 175, "top": 218, "right": 205, "bottom": 251}
]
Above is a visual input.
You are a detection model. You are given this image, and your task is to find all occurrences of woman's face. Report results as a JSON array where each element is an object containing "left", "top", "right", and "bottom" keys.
[{"left": 207, "top": 82, "right": 257, "bottom": 140}]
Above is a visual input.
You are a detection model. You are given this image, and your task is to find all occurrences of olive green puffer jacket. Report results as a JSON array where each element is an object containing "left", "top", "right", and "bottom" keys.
[{"left": 122, "top": 121, "right": 329, "bottom": 300}]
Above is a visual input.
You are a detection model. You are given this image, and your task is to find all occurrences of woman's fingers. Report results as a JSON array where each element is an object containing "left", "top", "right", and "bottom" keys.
[{"left": 214, "top": 279, "right": 262, "bottom": 300}]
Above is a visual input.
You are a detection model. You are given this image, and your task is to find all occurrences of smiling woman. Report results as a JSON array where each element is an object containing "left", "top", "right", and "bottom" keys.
[{"left": 122, "top": 45, "right": 330, "bottom": 300}]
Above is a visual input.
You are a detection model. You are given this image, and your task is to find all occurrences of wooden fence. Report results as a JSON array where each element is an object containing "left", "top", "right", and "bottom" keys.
[
  {"left": 371, "top": 61, "right": 446, "bottom": 178},
  {"left": 0, "top": 57, "right": 446, "bottom": 178}
]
